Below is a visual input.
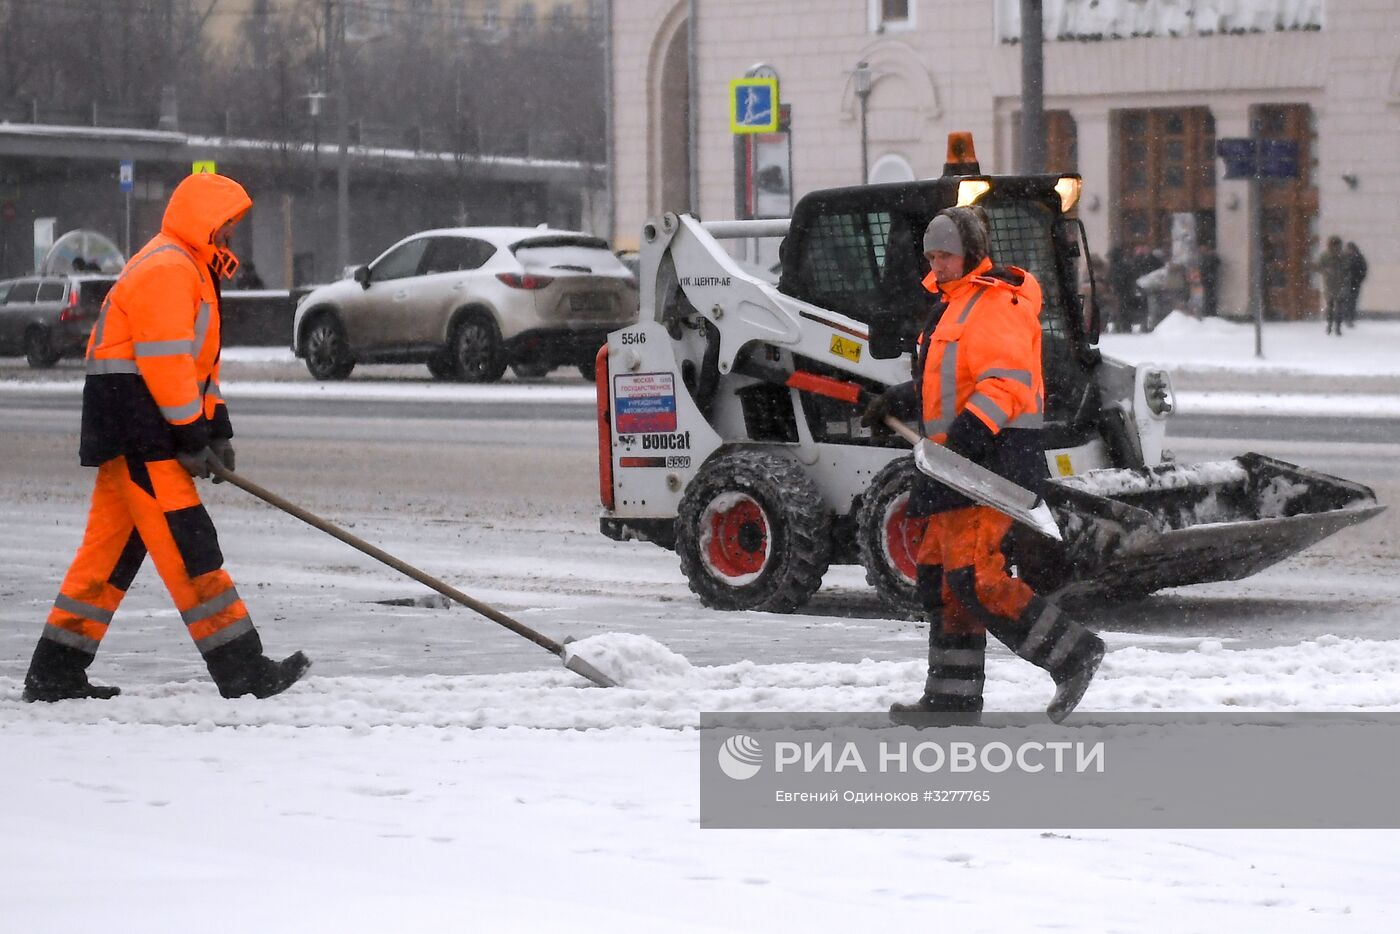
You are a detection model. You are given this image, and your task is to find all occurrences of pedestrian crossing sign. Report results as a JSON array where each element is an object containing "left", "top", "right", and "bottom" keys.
[
  {"left": 729, "top": 78, "right": 779, "bottom": 134},
  {"left": 192, "top": 160, "right": 217, "bottom": 175}
]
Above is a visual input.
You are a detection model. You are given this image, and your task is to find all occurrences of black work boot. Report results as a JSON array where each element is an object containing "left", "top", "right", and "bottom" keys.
[
  {"left": 1046, "top": 634, "right": 1105, "bottom": 724},
  {"left": 889, "top": 628, "right": 985, "bottom": 727},
  {"left": 888, "top": 697, "right": 983, "bottom": 728},
  {"left": 205, "top": 630, "right": 312, "bottom": 699},
  {"left": 22, "top": 637, "right": 121, "bottom": 703}
]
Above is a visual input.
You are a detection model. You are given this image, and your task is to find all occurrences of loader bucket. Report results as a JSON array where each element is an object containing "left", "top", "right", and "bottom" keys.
[{"left": 1020, "top": 453, "right": 1385, "bottom": 599}]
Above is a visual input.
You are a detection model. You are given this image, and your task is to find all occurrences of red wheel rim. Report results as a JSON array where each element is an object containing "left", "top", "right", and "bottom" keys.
[
  {"left": 882, "top": 493, "right": 923, "bottom": 584},
  {"left": 700, "top": 493, "right": 770, "bottom": 582}
]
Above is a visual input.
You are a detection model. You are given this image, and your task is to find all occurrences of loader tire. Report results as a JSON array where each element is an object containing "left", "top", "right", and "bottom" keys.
[
  {"left": 675, "top": 449, "right": 832, "bottom": 613},
  {"left": 856, "top": 455, "right": 925, "bottom": 620}
]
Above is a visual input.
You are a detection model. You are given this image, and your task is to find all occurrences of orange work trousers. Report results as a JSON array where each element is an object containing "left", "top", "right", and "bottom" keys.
[
  {"left": 916, "top": 505, "right": 1034, "bottom": 636},
  {"left": 39, "top": 457, "right": 254, "bottom": 659}
]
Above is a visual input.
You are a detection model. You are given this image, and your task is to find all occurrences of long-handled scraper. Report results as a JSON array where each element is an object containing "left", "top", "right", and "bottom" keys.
[{"left": 210, "top": 464, "right": 618, "bottom": 687}]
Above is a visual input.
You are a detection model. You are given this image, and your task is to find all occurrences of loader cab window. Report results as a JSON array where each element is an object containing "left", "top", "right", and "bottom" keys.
[
  {"left": 981, "top": 198, "right": 1088, "bottom": 429},
  {"left": 779, "top": 206, "right": 932, "bottom": 358},
  {"left": 799, "top": 211, "right": 888, "bottom": 297}
]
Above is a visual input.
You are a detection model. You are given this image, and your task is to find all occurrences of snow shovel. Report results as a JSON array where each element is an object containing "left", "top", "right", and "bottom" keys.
[
  {"left": 883, "top": 417, "right": 1063, "bottom": 541},
  {"left": 208, "top": 463, "right": 618, "bottom": 688}
]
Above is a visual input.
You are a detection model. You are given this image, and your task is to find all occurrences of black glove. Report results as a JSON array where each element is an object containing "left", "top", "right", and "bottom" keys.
[
  {"left": 176, "top": 447, "right": 217, "bottom": 480},
  {"left": 943, "top": 410, "right": 996, "bottom": 463},
  {"left": 860, "top": 381, "right": 918, "bottom": 434},
  {"left": 209, "top": 439, "right": 235, "bottom": 483}
]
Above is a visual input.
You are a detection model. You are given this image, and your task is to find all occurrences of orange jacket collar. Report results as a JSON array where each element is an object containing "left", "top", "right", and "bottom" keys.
[
  {"left": 160, "top": 174, "right": 252, "bottom": 267},
  {"left": 922, "top": 255, "right": 994, "bottom": 298}
]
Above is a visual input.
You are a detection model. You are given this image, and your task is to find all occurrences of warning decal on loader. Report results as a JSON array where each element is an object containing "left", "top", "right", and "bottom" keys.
[
  {"left": 615, "top": 372, "right": 678, "bottom": 433},
  {"left": 829, "top": 334, "right": 862, "bottom": 363}
]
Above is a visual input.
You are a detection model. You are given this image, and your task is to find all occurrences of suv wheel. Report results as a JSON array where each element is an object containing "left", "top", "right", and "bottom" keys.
[
  {"left": 450, "top": 314, "right": 506, "bottom": 383},
  {"left": 24, "top": 327, "right": 61, "bottom": 368},
  {"left": 576, "top": 358, "right": 597, "bottom": 381},
  {"left": 302, "top": 314, "right": 355, "bottom": 380}
]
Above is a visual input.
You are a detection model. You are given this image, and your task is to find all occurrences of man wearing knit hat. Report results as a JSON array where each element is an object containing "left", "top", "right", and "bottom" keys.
[{"left": 863, "top": 206, "right": 1105, "bottom": 724}]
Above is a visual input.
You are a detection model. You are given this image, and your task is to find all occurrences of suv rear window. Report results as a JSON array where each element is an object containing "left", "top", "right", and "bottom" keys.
[
  {"left": 80, "top": 280, "right": 115, "bottom": 305},
  {"left": 37, "top": 280, "right": 66, "bottom": 302},
  {"left": 511, "top": 236, "right": 626, "bottom": 274},
  {"left": 6, "top": 280, "right": 39, "bottom": 303}
]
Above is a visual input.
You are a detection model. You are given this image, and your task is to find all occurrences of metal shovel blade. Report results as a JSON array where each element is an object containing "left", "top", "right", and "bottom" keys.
[
  {"left": 912, "top": 437, "right": 1063, "bottom": 541},
  {"left": 561, "top": 644, "right": 620, "bottom": 688}
]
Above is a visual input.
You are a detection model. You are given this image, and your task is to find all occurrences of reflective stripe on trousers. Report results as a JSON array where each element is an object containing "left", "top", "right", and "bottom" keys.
[{"left": 42, "top": 456, "right": 255, "bottom": 658}]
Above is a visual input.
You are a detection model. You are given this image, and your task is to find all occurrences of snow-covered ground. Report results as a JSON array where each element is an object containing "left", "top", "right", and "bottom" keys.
[{"left": 3, "top": 313, "right": 1399, "bottom": 932}]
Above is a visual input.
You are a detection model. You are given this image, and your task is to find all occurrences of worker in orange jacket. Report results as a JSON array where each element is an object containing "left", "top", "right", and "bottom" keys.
[
  {"left": 863, "top": 206, "right": 1104, "bottom": 724},
  {"left": 22, "top": 172, "right": 310, "bottom": 702}
]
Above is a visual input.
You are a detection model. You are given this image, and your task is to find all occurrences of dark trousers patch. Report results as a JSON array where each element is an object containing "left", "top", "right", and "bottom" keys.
[
  {"left": 165, "top": 505, "right": 224, "bottom": 577},
  {"left": 916, "top": 564, "right": 943, "bottom": 614},
  {"left": 108, "top": 529, "right": 147, "bottom": 590},
  {"left": 126, "top": 459, "right": 155, "bottom": 498}
]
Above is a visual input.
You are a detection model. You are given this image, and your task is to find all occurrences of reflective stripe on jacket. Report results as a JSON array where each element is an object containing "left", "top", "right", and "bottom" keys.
[
  {"left": 80, "top": 174, "right": 251, "bottom": 466},
  {"left": 909, "top": 256, "right": 1049, "bottom": 517}
]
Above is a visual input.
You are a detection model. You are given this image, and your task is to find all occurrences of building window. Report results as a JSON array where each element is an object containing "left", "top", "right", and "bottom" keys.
[
  {"left": 868, "top": 153, "right": 915, "bottom": 185},
  {"left": 870, "top": 0, "right": 913, "bottom": 33}
]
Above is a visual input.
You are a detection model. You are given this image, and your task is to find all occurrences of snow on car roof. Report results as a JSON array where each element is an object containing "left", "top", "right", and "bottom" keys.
[{"left": 400, "top": 226, "right": 597, "bottom": 246}]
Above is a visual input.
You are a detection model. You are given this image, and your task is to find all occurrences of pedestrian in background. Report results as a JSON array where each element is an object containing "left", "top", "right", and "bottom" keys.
[
  {"left": 1197, "top": 243, "right": 1221, "bottom": 318},
  {"left": 1317, "top": 236, "right": 1348, "bottom": 336},
  {"left": 235, "top": 260, "right": 266, "bottom": 290},
  {"left": 1105, "top": 244, "right": 1137, "bottom": 333},
  {"left": 1342, "top": 241, "right": 1368, "bottom": 328},
  {"left": 22, "top": 173, "right": 310, "bottom": 703}
]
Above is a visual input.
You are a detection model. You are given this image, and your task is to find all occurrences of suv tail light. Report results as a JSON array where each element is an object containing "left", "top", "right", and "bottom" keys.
[
  {"left": 496, "top": 272, "right": 555, "bottom": 290},
  {"left": 59, "top": 287, "right": 80, "bottom": 322}
]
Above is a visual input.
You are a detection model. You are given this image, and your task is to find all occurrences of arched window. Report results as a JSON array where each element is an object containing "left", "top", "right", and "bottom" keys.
[{"left": 868, "top": 153, "right": 915, "bottom": 184}]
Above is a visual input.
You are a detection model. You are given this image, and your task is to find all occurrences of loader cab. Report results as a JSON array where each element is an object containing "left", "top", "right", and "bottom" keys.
[{"left": 776, "top": 172, "right": 1099, "bottom": 442}]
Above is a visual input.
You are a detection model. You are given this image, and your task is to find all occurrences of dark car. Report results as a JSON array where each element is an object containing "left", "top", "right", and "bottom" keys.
[{"left": 0, "top": 274, "right": 116, "bottom": 367}]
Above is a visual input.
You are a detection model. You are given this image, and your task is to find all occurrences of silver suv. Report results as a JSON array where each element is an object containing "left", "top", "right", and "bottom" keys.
[
  {"left": 0, "top": 274, "right": 115, "bottom": 368},
  {"left": 291, "top": 227, "right": 638, "bottom": 381}
]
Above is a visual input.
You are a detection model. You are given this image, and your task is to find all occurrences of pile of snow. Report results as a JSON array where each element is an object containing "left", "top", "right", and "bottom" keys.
[
  {"left": 1100, "top": 312, "right": 1400, "bottom": 377},
  {"left": 564, "top": 631, "right": 695, "bottom": 688}
]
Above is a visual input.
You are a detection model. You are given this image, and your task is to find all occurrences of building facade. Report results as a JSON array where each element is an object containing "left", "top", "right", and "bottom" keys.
[{"left": 611, "top": 0, "right": 1400, "bottom": 318}]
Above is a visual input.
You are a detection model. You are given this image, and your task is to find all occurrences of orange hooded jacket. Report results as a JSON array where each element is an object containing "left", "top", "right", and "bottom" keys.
[
  {"left": 907, "top": 255, "right": 1048, "bottom": 516},
  {"left": 80, "top": 173, "right": 252, "bottom": 466}
]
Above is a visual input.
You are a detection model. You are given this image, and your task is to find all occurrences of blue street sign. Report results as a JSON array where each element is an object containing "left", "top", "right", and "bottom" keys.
[
  {"left": 1217, "top": 138, "right": 1256, "bottom": 179},
  {"left": 1217, "top": 138, "right": 1299, "bottom": 180},
  {"left": 729, "top": 78, "right": 778, "bottom": 134},
  {"left": 119, "top": 160, "right": 134, "bottom": 193},
  {"left": 1257, "top": 139, "right": 1299, "bottom": 179}
]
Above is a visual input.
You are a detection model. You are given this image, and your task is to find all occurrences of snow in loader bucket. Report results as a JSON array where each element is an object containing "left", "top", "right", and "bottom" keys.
[{"left": 1025, "top": 453, "right": 1386, "bottom": 600}]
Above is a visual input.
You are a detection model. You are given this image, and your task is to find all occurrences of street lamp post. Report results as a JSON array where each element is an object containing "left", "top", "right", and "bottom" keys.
[
  {"left": 306, "top": 90, "right": 326, "bottom": 281},
  {"left": 852, "top": 60, "right": 873, "bottom": 184},
  {"left": 334, "top": 14, "right": 350, "bottom": 276},
  {"left": 331, "top": 12, "right": 384, "bottom": 276}
]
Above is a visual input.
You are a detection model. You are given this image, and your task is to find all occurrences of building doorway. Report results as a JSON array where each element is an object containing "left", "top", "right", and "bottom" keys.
[
  {"left": 654, "top": 18, "right": 691, "bottom": 215},
  {"left": 1115, "top": 107, "right": 1216, "bottom": 253},
  {"left": 1254, "top": 103, "right": 1318, "bottom": 320}
]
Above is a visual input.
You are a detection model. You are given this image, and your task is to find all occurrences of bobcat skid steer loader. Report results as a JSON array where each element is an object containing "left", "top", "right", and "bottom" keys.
[{"left": 594, "top": 146, "right": 1382, "bottom": 616}]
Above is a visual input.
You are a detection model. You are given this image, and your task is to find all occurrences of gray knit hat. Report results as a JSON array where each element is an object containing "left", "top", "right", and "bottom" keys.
[
  {"left": 924, "top": 206, "right": 991, "bottom": 271},
  {"left": 922, "top": 214, "right": 963, "bottom": 255}
]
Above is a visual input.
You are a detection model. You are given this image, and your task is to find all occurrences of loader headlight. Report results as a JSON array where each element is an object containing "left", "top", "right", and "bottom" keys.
[
  {"left": 1144, "top": 369, "right": 1174, "bottom": 416},
  {"left": 1054, "top": 176, "right": 1082, "bottom": 213},
  {"left": 956, "top": 179, "right": 992, "bottom": 206}
]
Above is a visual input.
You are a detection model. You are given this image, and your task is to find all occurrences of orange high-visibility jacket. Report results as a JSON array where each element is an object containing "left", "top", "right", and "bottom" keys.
[
  {"left": 80, "top": 174, "right": 252, "bottom": 466},
  {"left": 909, "top": 256, "right": 1047, "bottom": 516}
]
